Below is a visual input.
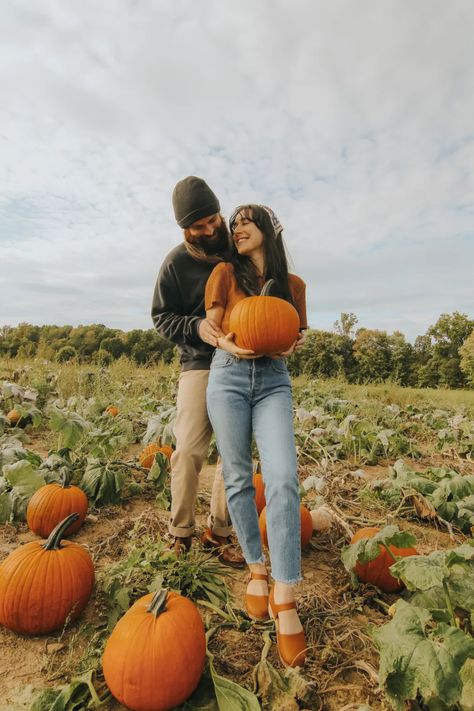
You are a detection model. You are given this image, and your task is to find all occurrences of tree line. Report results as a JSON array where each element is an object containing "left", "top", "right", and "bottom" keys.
[{"left": 1, "top": 311, "right": 473, "bottom": 388}]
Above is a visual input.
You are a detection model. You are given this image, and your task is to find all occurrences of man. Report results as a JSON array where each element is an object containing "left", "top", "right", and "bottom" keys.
[{"left": 151, "top": 176, "right": 245, "bottom": 567}]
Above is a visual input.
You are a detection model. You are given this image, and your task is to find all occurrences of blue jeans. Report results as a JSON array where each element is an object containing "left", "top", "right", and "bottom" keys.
[{"left": 207, "top": 349, "right": 301, "bottom": 584}]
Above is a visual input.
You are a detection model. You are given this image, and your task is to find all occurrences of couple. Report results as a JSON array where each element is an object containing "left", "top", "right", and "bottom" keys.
[{"left": 151, "top": 176, "right": 308, "bottom": 667}]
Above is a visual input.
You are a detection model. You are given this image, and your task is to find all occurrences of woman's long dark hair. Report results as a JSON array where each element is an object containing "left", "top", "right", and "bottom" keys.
[{"left": 228, "top": 205, "right": 294, "bottom": 303}]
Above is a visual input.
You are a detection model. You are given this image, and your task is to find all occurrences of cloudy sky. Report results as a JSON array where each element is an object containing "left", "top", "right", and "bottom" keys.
[{"left": 1, "top": 0, "right": 473, "bottom": 342}]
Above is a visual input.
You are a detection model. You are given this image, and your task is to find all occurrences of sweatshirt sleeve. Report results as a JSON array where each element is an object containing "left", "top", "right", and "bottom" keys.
[
  {"left": 151, "top": 260, "right": 202, "bottom": 345},
  {"left": 205, "top": 262, "right": 230, "bottom": 311}
]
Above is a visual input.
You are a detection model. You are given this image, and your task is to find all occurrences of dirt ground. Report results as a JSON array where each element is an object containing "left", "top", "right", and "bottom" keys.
[{"left": 0, "top": 448, "right": 470, "bottom": 711}]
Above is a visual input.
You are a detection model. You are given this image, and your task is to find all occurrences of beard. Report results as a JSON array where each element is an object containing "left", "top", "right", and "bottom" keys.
[{"left": 185, "top": 220, "right": 231, "bottom": 257}]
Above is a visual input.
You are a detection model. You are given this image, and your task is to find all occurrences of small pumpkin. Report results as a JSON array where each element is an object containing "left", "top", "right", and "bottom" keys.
[
  {"left": 229, "top": 279, "right": 300, "bottom": 356},
  {"left": 105, "top": 405, "right": 119, "bottom": 417},
  {"left": 27, "top": 473, "right": 88, "bottom": 538},
  {"left": 259, "top": 504, "right": 313, "bottom": 550},
  {"left": 6, "top": 409, "right": 21, "bottom": 426},
  {"left": 350, "top": 527, "right": 418, "bottom": 593},
  {"left": 103, "top": 588, "right": 206, "bottom": 711},
  {"left": 253, "top": 461, "right": 266, "bottom": 514},
  {"left": 139, "top": 441, "right": 173, "bottom": 469},
  {"left": 0, "top": 513, "right": 94, "bottom": 635}
]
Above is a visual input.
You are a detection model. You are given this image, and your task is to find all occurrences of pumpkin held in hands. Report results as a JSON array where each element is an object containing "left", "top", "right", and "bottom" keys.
[
  {"left": 138, "top": 442, "right": 174, "bottom": 469},
  {"left": 0, "top": 514, "right": 94, "bottom": 634},
  {"left": 103, "top": 588, "right": 206, "bottom": 711},
  {"left": 27, "top": 474, "right": 88, "bottom": 538},
  {"left": 229, "top": 279, "right": 300, "bottom": 356},
  {"left": 259, "top": 504, "right": 313, "bottom": 549},
  {"left": 350, "top": 527, "right": 418, "bottom": 593}
]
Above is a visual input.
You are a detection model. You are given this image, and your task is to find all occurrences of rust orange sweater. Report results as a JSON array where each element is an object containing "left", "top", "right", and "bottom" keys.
[{"left": 205, "top": 262, "right": 308, "bottom": 335}]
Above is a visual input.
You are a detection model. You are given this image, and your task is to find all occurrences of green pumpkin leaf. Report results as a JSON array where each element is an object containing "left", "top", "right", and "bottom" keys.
[
  {"left": 0, "top": 460, "right": 45, "bottom": 521},
  {"left": 459, "top": 658, "right": 474, "bottom": 711},
  {"left": 390, "top": 542, "right": 474, "bottom": 593},
  {"left": 80, "top": 458, "right": 127, "bottom": 506},
  {"left": 49, "top": 407, "right": 89, "bottom": 449},
  {"left": 371, "top": 599, "right": 474, "bottom": 710},
  {"left": 208, "top": 656, "right": 260, "bottom": 711}
]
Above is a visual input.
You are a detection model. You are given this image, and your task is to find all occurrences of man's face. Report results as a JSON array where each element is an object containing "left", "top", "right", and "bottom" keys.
[
  {"left": 185, "top": 212, "right": 230, "bottom": 255},
  {"left": 188, "top": 213, "right": 222, "bottom": 240}
]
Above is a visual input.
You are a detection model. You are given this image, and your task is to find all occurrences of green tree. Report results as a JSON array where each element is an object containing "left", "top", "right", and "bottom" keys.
[
  {"left": 333, "top": 312, "right": 358, "bottom": 338},
  {"left": 353, "top": 329, "right": 392, "bottom": 383},
  {"left": 427, "top": 312, "right": 474, "bottom": 388},
  {"left": 56, "top": 346, "right": 77, "bottom": 363},
  {"left": 459, "top": 331, "right": 474, "bottom": 387}
]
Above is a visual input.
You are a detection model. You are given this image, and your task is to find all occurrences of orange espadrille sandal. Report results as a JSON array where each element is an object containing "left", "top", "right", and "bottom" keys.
[
  {"left": 268, "top": 587, "right": 307, "bottom": 667},
  {"left": 245, "top": 570, "right": 270, "bottom": 621}
]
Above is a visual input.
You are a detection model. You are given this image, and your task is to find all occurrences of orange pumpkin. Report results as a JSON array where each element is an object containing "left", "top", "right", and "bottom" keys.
[
  {"left": 259, "top": 504, "right": 313, "bottom": 549},
  {"left": 0, "top": 513, "right": 94, "bottom": 634},
  {"left": 253, "top": 462, "right": 266, "bottom": 514},
  {"left": 27, "top": 475, "right": 88, "bottom": 538},
  {"left": 229, "top": 279, "right": 300, "bottom": 356},
  {"left": 139, "top": 442, "right": 173, "bottom": 469},
  {"left": 350, "top": 527, "right": 418, "bottom": 593},
  {"left": 6, "top": 409, "right": 22, "bottom": 426},
  {"left": 105, "top": 405, "right": 119, "bottom": 417},
  {"left": 103, "top": 588, "right": 206, "bottom": 711}
]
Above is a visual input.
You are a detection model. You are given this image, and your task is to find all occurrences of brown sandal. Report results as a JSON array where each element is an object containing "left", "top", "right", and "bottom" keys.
[
  {"left": 268, "top": 587, "right": 307, "bottom": 667},
  {"left": 245, "top": 570, "right": 269, "bottom": 621}
]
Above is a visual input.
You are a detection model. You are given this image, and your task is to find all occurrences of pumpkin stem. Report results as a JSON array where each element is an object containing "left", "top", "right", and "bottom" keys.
[
  {"left": 146, "top": 588, "right": 169, "bottom": 617},
  {"left": 259, "top": 279, "right": 275, "bottom": 296},
  {"left": 43, "top": 513, "right": 79, "bottom": 550},
  {"left": 60, "top": 470, "right": 72, "bottom": 488}
]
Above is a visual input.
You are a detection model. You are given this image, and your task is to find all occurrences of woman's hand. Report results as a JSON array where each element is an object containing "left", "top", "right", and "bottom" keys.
[
  {"left": 293, "top": 330, "right": 307, "bottom": 351},
  {"left": 217, "top": 333, "right": 255, "bottom": 358},
  {"left": 268, "top": 331, "right": 307, "bottom": 359}
]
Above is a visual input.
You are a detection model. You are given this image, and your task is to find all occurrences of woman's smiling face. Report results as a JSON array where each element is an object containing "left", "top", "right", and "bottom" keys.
[{"left": 231, "top": 210, "right": 264, "bottom": 256}]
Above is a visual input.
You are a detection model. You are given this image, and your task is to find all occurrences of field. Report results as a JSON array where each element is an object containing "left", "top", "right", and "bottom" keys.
[{"left": 1, "top": 357, "right": 474, "bottom": 711}]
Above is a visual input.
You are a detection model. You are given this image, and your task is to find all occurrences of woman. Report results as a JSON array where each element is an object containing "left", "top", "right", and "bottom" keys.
[{"left": 205, "top": 204, "right": 308, "bottom": 667}]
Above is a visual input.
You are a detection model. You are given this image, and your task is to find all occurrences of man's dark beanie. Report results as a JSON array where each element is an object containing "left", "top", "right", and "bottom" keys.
[{"left": 172, "top": 176, "right": 220, "bottom": 228}]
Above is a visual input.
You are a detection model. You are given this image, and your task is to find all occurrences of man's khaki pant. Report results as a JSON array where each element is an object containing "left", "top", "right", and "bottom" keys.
[{"left": 169, "top": 369, "right": 232, "bottom": 538}]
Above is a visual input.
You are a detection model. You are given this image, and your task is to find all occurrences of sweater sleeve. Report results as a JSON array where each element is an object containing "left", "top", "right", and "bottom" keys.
[
  {"left": 289, "top": 276, "right": 308, "bottom": 330},
  {"left": 151, "top": 260, "right": 202, "bottom": 345},
  {"left": 205, "top": 263, "right": 230, "bottom": 311}
]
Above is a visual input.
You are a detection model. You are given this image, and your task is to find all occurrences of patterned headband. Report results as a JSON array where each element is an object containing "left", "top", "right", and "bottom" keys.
[{"left": 229, "top": 204, "right": 283, "bottom": 239}]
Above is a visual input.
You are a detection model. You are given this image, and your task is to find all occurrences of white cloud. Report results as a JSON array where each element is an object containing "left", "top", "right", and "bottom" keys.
[{"left": 1, "top": 0, "right": 473, "bottom": 342}]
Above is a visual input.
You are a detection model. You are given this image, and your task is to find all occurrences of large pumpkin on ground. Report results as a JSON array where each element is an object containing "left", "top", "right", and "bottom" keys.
[
  {"left": 27, "top": 475, "right": 88, "bottom": 538},
  {"left": 350, "top": 527, "right": 418, "bottom": 593},
  {"left": 253, "top": 461, "right": 266, "bottom": 514},
  {"left": 139, "top": 442, "right": 174, "bottom": 469},
  {"left": 103, "top": 588, "right": 206, "bottom": 711},
  {"left": 229, "top": 279, "right": 300, "bottom": 356},
  {"left": 0, "top": 513, "right": 94, "bottom": 634},
  {"left": 259, "top": 504, "right": 313, "bottom": 549}
]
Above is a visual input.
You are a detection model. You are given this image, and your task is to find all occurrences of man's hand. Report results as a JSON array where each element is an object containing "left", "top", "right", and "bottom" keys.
[{"left": 198, "top": 318, "right": 224, "bottom": 347}]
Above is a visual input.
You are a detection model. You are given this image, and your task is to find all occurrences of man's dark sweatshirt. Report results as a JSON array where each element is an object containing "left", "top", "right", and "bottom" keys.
[{"left": 151, "top": 243, "right": 216, "bottom": 371}]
